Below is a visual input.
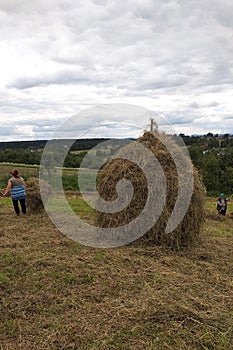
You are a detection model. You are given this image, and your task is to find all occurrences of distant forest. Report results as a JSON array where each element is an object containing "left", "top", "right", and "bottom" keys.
[
  {"left": 0, "top": 138, "right": 108, "bottom": 151},
  {"left": 0, "top": 133, "right": 233, "bottom": 195}
]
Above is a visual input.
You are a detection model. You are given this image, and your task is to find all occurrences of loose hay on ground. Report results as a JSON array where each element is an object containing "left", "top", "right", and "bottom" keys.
[
  {"left": 96, "top": 131, "right": 205, "bottom": 249},
  {"left": 205, "top": 209, "right": 225, "bottom": 221}
]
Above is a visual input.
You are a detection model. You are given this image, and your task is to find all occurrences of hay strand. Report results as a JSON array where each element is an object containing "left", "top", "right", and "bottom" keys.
[{"left": 26, "top": 178, "right": 52, "bottom": 213}]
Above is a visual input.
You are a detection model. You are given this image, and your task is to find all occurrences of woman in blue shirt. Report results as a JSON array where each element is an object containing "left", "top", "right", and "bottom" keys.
[{"left": 3, "top": 169, "right": 26, "bottom": 216}]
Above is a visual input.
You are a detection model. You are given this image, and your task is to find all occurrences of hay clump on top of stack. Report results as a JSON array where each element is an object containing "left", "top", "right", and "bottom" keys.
[
  {"left": 95, "top": 131, "right": 205, "bottom": 249},
  {"left": 26, "top": 178, "right": 52, "bottom": 213}
]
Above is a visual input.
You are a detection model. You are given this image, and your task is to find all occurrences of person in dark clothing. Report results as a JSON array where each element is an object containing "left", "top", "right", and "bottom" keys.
[
  {"left": 216, "top": 193, "right": 227, "bottom": 216},
  {"left": 3, "top": 169, "right": 26, "bottom": 216}
]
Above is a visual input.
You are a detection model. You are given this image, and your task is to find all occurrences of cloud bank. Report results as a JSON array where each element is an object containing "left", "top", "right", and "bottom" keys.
[{"left": 0, "top": 0, "right": 233, "bottom": 140}]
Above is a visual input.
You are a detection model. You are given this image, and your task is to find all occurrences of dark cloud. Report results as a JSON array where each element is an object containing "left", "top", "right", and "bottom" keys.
[
  {"left": 8, "top": 69, "right": 95, "bottom": 90},
  {"left": 222, "top": 115, "right": 233, "bottom": 120},
  {"left": 189, "top": 102, "right": 201, "bottom": 109}
]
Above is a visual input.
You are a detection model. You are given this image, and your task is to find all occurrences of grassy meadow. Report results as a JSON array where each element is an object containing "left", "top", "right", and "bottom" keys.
[
  {"left": 0, "top": 164, "right": 233, "bottom": 349},
  {"left": 0, "top": 163, "right": 97, "bottom": 192}
]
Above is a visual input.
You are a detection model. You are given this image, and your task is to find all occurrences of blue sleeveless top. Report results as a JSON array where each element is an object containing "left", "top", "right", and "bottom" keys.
[{"left": 10, "top": 177, "right": 26, "bottom": 200}]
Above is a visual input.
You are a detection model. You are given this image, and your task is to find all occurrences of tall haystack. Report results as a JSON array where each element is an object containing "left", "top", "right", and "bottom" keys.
[
  {"left": 95, "top": 132, "right": 205, "bottom": 249},
  {"left": 26, "top": 178, "right": 52, "bottom": 213}
]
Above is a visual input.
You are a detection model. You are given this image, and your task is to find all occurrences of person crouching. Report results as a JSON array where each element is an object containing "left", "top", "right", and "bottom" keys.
[{"left": 216, "top": 193, "right": 227, "bottom": 216}]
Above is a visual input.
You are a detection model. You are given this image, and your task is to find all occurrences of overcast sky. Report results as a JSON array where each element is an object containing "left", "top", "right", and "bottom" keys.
[{"left": 0, "top": 0, "right": 233, "bottom": 141}]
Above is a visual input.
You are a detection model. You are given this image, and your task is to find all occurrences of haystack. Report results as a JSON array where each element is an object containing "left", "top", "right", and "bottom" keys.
[
  {"left": 95, "top": 131, "right": 205, "bottom": 249},
  {"left": 26, "top": 178, "right": 52, "bottom": 213}
]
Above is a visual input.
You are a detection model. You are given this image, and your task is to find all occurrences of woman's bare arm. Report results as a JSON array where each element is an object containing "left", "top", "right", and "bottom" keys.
[{"left": 3, "top": 181, "right": 12, "bottom": 195}]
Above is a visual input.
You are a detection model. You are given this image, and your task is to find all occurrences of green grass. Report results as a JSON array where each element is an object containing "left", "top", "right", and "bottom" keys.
[
  {"left": 0, "top": 163, "right": 39, "bottom": 187},
  {"left": 0, "top": 273, "right": 8, "bottom": 284},
  {"left": 68, "top": 197, "right": 95, "bottom": 218},
  {"left": 0, "top": 162, "right": 39, "bottom": 168},
  {"left": 43, "top": 196, "right": 95, "bottom": 223},
  {"left": 0, "top": 162, "right": 98, "bottom": 191}
]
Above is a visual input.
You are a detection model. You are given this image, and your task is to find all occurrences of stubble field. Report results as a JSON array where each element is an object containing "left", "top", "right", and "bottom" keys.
[{"left": 0, "top": 196, "right": 233, "bottom": 350}]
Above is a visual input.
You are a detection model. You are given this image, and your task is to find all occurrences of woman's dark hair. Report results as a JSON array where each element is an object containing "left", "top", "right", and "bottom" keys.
[{"left": 10, "top": 169, "right": 20, "bottom": 178}]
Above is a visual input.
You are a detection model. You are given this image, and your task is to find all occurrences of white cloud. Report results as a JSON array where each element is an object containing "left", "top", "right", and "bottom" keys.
[{"left": 0, "top": 0, "right": 233, "bottom": 140}]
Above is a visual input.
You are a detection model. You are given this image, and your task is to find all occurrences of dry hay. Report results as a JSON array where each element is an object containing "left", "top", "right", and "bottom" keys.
[
  {"left": 26, "top": 178, "right": 52, "bottom": 213},
  {"left": 205, "top": 209, "right": 225, "bottom": 221},
  {"left": 95, "top": 131, "right": 205, "bottom": 249}
]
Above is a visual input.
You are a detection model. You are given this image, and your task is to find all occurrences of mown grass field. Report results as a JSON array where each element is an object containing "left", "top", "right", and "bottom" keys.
[
  {"left": 0, "top": 163, "right": 97, "bottom": 192},
  {"left": 0, "top": 192, "right": 233, "bottom": 349}
]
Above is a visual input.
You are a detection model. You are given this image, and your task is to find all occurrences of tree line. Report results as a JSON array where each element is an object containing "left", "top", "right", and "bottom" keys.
[
  {"left": 0, "top": 133, "right": 233, "bottom": 196},
  {"left": 0, "top": 138, "right": 108, "bottom": 151}
]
